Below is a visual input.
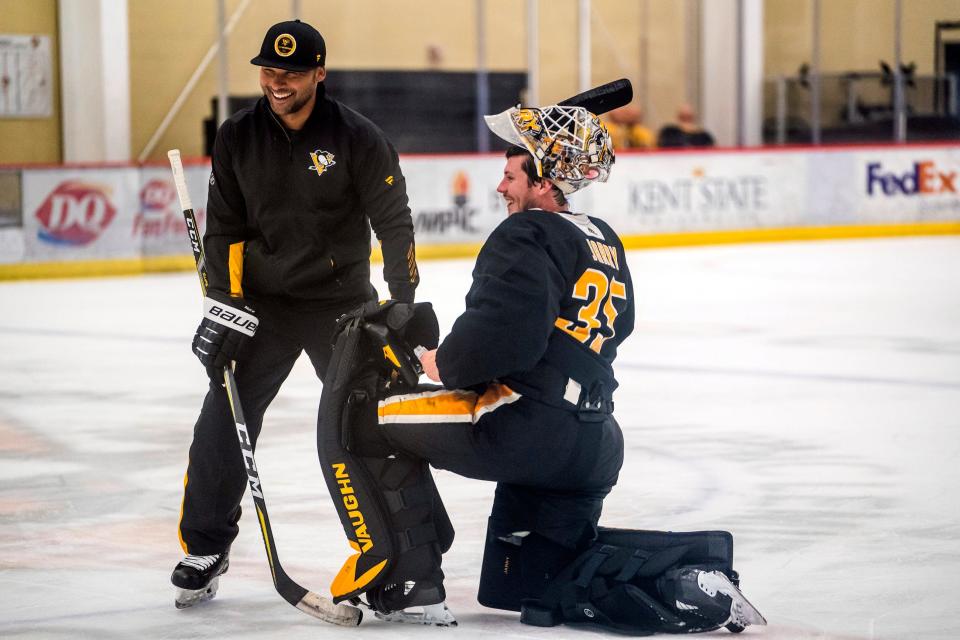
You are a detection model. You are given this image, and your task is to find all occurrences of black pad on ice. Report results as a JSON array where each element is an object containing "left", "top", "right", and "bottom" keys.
[{"left": 519, "top": 528, "right": 740, "bottom": 634}]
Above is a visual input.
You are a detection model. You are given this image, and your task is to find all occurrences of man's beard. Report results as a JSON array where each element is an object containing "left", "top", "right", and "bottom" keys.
[{"left": 266, "top": 87, "right": 314, "bottom": 116}]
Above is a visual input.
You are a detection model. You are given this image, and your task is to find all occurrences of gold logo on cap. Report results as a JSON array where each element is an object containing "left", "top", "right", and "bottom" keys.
[{"left": 274, "top": 34, "right": 297, "bottom": 57}]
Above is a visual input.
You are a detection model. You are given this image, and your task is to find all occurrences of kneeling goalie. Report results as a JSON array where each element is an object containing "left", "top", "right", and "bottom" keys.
[{"left": 317, "top": 99, "right": 767, "bottom": 633}]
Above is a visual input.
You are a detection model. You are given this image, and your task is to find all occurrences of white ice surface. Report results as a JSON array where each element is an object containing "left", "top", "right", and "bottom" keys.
[{"left": 1, "top": 237, "right": 958, "bottom": 639}]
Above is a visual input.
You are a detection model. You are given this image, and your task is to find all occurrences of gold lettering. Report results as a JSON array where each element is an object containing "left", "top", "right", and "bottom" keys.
[
  {"left": 588, "top": 239, "right": 602, "bottom": 263},
  {"left": 331, "top": 462, "right": 374, "bottom": 553},
  {"left": 586, "top": 239, "right": 620, "bottom": 270}
]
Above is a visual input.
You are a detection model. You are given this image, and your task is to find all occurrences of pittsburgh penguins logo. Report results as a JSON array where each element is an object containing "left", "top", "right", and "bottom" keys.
[
  {"left": 274, "top": 34, "right": 296, "bottom": 57},
  {"left": 308, "top": 149, "right": 336, "bottom": 176},
  {"left": 513, "top": 109, "right": 542, "bottom": 134}
]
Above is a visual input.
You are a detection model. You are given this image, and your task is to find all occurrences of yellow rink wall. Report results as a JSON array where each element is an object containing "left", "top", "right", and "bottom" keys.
[{"left": 1, "top": 144, "right": 958, "bottom": 281}]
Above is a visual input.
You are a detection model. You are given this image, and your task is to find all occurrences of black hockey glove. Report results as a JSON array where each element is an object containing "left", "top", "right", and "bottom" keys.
[{"left": 192, "top": 290, "right": 258, "bottom": 370}]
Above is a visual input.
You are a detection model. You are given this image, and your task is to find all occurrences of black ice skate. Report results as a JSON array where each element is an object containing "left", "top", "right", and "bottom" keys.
[
  {"left": 171, "top": 551, "right": 229, "bottom": 609},
  {"left": 661, "top": 567, "right": 767, "bottom": 633},
  {"left": 363, "top": 580, "right": 457, "bottom": 626}
]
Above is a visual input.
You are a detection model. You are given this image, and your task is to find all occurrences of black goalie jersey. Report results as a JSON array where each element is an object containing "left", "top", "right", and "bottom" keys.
[{"left": 435, "top": 209, "right": 634, "bottom": 407}]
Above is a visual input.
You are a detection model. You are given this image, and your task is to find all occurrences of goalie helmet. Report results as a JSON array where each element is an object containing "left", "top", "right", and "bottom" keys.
[{"left": 484, "top": 104, "right": 614, "bottom": 195}]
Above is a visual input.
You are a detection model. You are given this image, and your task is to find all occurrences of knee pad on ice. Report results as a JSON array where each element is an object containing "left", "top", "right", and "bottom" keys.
[{"left": 478, "top": 522, "right": 579, "bottom": 612}]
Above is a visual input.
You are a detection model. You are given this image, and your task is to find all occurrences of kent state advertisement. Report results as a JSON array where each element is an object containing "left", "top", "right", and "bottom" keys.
[{"left": 590, "top": 152, "right": 808, "bottom": 233}]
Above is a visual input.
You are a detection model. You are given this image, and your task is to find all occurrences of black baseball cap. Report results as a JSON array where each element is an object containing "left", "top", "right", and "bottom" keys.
[{"left": 250, "top": 19, "right": 325, "bottom": 71}]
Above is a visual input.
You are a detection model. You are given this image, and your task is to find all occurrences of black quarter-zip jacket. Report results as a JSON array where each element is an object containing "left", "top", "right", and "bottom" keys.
[{"left": 203, "top": 83, "right": 418, "bottom": 305}]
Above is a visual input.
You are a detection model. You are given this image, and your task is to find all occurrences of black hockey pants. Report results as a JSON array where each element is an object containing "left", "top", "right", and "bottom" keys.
[
  {"left": 178, "top": 295, "right": 369, "bottom": 555},
  {"left": 378, "top": 390, "right": 625, "bottom": 550}
]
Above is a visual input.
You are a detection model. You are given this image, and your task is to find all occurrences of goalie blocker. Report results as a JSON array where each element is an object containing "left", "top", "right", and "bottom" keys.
[{"left": 316, "top": 302, "right": 765, "bottom": 633}]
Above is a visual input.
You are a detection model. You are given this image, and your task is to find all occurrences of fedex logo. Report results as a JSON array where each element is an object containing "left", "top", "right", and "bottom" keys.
[
  {"left": 35, "top": 181, "right": 116, "bottom": 246},
  {"left": 866, "top": 161, "right": 957, "bottom": 197}
]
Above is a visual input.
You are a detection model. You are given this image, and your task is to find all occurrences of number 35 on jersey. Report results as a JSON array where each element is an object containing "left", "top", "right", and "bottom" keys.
[{"left": 555, "top": 267, "right": 628, "bottom": 353}]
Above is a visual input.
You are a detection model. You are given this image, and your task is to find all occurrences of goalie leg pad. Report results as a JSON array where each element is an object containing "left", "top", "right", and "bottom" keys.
[
  {"left": 518, "top": 528, "right": 765, "bottom": 634},
  {"left": 478, "top": 523, "right": 579, "bottom": 612},
  {"left": 478, "top": 482, "right": 606, "bottom": 612},
  {"left": 319, "top": 302, "right": 452, "bottom": 606}
]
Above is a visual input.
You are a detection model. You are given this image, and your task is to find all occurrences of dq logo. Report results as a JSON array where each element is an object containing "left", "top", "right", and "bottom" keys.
[
  {"left": 140, "top": 179, "right": 176, "bottom": 213},
  {"left": 35, "top": 180, "right": 116, "bottom": 246},
  {"left": 134, "top": 178, "right": 181, "bottom": 239}
]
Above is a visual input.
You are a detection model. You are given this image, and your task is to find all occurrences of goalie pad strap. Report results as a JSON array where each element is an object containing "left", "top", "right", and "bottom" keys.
[
  {"left": 396, "top": 522, "right": 438, "bottom": 554},
  {"left": 383, "top": 484, "right": 433, "bottom": 513}
]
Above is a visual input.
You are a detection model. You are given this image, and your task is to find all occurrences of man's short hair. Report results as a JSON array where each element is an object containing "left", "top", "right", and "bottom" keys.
[{"left": 505, "top": 146, "right": 567, "bottom": 207}]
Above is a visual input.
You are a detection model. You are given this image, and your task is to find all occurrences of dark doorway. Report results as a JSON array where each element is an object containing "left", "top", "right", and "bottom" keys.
[
  {"left": 944, "top": 42, "right": 960, "bottom": 113},
  {"left": 935, "top": 21, "right": 960, "bottom": 115}
]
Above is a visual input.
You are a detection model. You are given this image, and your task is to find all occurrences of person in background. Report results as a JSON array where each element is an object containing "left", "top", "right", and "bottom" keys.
[
  {"left": 657, "top": 103, "right": 715, "bottom": 147},
  {"left": 604, "top": 103, "right": 655, "bottom": 150}
]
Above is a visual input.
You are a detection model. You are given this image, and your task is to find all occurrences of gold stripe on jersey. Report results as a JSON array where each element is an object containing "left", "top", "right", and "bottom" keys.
[
  {"left": 378, "top": 384, "right": 520, "bottom": 424},
  {"left": 228, "top": 241, "right": 245, "bottom": 297},
  {"left": 407, "top": 242, "right": 419, "bottom": 283}
]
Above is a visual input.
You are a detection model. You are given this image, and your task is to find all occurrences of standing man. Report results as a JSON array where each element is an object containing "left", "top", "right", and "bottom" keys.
[{"left": 172, "top": 19, "right": 418, "bottom": 608}]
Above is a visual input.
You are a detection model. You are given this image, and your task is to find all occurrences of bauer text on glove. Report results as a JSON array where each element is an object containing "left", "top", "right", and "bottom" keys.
[{"left": 192, "top": 292, "right": 258, "bottom": 369}]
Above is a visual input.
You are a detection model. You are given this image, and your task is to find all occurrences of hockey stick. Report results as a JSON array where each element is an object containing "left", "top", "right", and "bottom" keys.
[
  {"left": 167, "top": 149, "right": 362, "bottom": 627},
  {"left": 558, "top": 78, "right": 633, "bottom": 115}
]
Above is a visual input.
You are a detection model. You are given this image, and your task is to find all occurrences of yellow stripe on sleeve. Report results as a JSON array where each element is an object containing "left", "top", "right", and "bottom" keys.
[{"left": 228, "top": 241, "right": 245, "bottom": 297}]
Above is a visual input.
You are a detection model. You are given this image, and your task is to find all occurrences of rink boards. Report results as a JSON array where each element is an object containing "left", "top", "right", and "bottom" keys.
[{"left": 0, "top": 143, "right": 958, "bottom": 279}]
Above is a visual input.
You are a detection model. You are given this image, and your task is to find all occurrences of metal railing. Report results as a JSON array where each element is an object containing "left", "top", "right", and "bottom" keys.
[{"left": 765, "top": 71, "right": 959, "bottom": 145}]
